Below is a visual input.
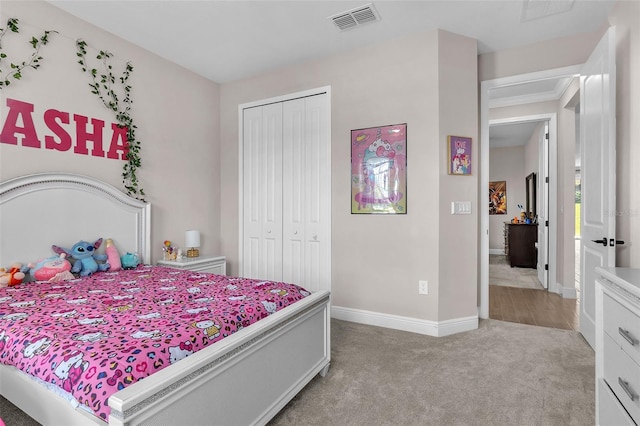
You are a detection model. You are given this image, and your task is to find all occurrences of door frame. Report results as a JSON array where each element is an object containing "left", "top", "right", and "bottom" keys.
[
  {"left": 237, "top": 86, "right": 332, "bottom": 288},
  {"left": 479, "top": 66, "right": 580, "bottom": 319}
]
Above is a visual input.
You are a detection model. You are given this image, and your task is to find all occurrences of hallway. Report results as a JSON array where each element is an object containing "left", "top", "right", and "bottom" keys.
[
  {"left": 489, "top": 285, "right": 579, "bottom": 331},
  {"left": 488, "top": 254, "right": 579, "bottom": 331}
]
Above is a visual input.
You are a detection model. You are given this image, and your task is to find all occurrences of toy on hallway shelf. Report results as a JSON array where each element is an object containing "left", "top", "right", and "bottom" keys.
[
  {"left": 121, "top": 252, "right": 140, "bottom": 270},
  {"left": 27, "top": 254, "right": 72, "bottom": 281},
  {"left": 52, "top": 238, "right": 110, "bottom": 277},
  {"left": 517, "top": 204, "right": 526, "bottom": 223},
  {"left": 0, "top": 263, "right": 28, "bottom": 287},
  {"left": 105, "top": 238, "right": 122, "bottom": 271}
]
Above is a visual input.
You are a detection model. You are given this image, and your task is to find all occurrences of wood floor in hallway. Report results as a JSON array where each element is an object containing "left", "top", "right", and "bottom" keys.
[{"left": 489, "top": 285, "right": 579, "bottom": 331}]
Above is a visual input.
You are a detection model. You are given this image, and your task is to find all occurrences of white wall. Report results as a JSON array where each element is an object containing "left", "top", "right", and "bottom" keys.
[
  {"left": 220, "top": 29, "right": 478, "bottom": 325},
  {"left": 609, "top": 1, "right": 640, "bottom": 268},
  {"left": 0, "top": 1, "right": 221, "bottom": 262},
  {"left": 489, "top": 146, "right": 525, "bottom": 252}
]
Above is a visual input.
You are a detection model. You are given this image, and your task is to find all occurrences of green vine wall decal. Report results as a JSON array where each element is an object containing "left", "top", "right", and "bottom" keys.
[
  {"left": 0, "top": 18, "right": 56, "bottom": 89},
  {"left": 76, "top": 39, "right": 145, "bottom": 201}
]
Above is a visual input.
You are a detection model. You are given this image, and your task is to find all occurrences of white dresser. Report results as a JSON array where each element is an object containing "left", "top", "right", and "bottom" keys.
[{"left": 595, "top": 267, "right": 640, "bottom": 425}]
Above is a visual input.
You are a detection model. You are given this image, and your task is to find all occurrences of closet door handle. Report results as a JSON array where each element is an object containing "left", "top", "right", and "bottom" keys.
[
  {"left": 619, "top": 327, "right": 639, "bottom": 346},
  {"left": 619, "top": 377, "right": 638, "bottom": 401}
]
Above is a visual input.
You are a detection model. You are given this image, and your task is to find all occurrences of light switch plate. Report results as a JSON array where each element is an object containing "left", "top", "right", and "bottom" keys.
[{"left": 451, "top": 201, "right": 471, "bottom": 215}]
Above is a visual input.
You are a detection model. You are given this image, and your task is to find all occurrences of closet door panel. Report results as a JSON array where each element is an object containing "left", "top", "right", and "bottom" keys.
[
  {"left": 242, "top": 104, "right": 283, "bottom": 281},
  {"left": 261, "top": 103, "right": 283, "bottom": 281},
  {"left": 243, "top": 107, "right": 263, "bottom": 279},
  {"left": 303, "top": 94, "right": 330, "bottom": 292},
  {"left": 283, "top": 99, "right": 305, "bottom": 285}
]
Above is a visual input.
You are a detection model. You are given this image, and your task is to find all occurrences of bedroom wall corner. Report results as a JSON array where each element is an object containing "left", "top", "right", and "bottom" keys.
[
  {"left": 0, "top": 1, "right": 221, "bottom": 263},
  {"left": 437, "top": 30, "right": 479, "bottom": 322}
]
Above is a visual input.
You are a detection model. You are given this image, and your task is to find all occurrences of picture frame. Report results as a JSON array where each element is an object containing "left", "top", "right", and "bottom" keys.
[
  {"left": 351, "top": 123, "right": 407, "bottom": 214},
  {"left": 489, "top": 181, "right": 507, "bottom": 215},
  {"left": 448, "top": 135, "right": 472, "bottom": 175}
]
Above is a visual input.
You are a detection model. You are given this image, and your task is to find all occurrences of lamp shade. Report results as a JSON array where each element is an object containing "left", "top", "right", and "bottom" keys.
[{"left": 185, "top": 230, "right": 201, "bottom": 248}]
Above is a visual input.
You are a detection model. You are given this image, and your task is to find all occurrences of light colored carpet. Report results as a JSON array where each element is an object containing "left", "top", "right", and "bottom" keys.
[
  {"left": 1, "top": 319, "right": 595, "bottom": 426},
  {"left": 490, "top": 254, "right": 544, "bottom": 290},
  {"left": 270, "top": 319, "right": 593, "bottom": 425}
]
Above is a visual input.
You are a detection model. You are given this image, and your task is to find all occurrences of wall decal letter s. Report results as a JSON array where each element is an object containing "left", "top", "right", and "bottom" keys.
[{"left": 44, "top": 109, "right": 72, "bottom": 151}]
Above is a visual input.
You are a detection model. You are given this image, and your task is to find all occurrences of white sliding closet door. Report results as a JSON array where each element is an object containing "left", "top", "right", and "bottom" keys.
[
  {"left": 242, "top": 91, "right": 330, "bottom": 292},
  {"left": 243, "top": 103, "right": 283, "bottom": 282}
]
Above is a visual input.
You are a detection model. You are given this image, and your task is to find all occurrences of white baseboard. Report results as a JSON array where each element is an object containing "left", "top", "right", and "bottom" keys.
[
  {"left": 561, "top": 285, "right": 577, "bottom": 299},
  {"left": 489, "top": 249, "right": 505, "bottom": 255},
  {"left": 331, "top": 306, "right": 478, "bottom": 337}
]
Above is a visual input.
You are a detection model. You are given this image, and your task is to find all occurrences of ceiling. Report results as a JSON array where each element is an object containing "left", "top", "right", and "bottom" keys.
[
  {"left": 47, "top": 0, "right": 615, "bottom": 84},
  {"left": 47, "top": 1, "right": 612, "bottom": 148},
  {"left": 490, "top": 121, "right": 544, "bottom": 148}
]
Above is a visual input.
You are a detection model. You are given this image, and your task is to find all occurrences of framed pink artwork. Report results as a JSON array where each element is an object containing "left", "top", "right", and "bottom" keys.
[
  {"left": 448, "top": 135, "right": 472, "bottom": 175},
  {"left": 351, "top": 123, "right": 407, "bottom": 214}
]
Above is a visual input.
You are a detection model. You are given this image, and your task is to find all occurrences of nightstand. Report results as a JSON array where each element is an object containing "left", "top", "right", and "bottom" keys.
[{"left": 157, "top": 255, "right": 226, "bottom": 275}]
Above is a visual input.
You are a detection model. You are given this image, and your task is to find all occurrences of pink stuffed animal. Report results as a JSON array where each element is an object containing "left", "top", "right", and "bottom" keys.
[{"left": 27, "top": 254, "right": 72, "bottom": 281}]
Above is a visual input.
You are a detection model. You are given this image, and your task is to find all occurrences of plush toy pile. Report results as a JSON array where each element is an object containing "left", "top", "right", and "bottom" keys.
[{"left": 0, "top": 237, "right": 128, "bottom": 286}]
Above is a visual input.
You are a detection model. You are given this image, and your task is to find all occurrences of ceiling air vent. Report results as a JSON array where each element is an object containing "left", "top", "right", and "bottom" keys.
[
  {"left": 330, "top": 3, "right": 381, "bottom": 31},
  {"left": 521, "top": 0, "right": 575, "bottom": 22}
]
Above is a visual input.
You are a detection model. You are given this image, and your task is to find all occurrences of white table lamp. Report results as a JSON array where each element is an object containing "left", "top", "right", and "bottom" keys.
[{"left": 185, "top": 230, "right": 200, "bottom": 258}]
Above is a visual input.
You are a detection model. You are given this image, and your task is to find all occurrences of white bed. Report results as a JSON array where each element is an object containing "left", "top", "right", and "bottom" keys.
[{"left": 0, "top": 172, "right": 331, "bottom": 425}]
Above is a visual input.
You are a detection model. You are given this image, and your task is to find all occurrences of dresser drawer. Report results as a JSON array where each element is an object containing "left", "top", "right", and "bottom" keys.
[
  {"left": 598, "top": 380, "right": 636, "bottom": 425},
  {"left": 603, "top": 332, "right": 640, "bottom": 420},
  {"left": 604, "top": 292, "right": 640, "bottom": 365}
]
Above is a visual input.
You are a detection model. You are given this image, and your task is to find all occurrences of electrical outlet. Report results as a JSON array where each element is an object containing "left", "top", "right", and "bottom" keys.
[{"left": 419, "top": 280, "right": 428, "bottom": 295}]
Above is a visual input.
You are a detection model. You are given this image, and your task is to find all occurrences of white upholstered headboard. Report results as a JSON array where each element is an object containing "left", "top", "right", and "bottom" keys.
[{"left": 0, "top": 173, "right": 151, "bottom": 268}]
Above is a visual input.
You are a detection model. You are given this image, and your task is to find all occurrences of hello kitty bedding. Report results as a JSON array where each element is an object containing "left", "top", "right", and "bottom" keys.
[{"left": 0, "top": 265, "right": 310, "bottom": 422}]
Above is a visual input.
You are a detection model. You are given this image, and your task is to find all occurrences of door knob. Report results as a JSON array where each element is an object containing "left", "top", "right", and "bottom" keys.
[
  {"left": 591, "top": 237, "right": 608, "bottom": 246},
  {"left": 610, "top": 239, "right": 625, "bottom": 246}
]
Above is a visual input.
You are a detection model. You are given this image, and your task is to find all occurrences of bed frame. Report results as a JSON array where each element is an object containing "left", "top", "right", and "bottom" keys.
[{"left": 0, "top": 173, "right": 331, "bottom": 425}]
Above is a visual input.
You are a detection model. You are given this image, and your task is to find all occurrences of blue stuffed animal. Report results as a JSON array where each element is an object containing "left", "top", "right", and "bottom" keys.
[{"left": 52, "top": 238, "right": 110, "bottom": 277}]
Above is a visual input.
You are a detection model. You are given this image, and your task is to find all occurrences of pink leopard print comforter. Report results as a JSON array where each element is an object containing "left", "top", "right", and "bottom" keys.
[{"left": 0, "top": 266, "right": 310, "bottom": 422}]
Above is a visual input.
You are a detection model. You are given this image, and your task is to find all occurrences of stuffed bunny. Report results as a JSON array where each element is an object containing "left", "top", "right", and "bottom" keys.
[{"left": 52, "top": 238, "right": 110, "bottom": 277}]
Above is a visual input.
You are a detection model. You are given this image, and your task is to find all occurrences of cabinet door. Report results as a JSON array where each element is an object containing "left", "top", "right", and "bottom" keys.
[{"left": 243, "top": 103, "right": 283, "bottom": 281}]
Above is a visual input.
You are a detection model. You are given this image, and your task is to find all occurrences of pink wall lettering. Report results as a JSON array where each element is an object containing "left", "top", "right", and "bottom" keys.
[{"left": 0, "top": 98, "right": 128, "bottom": 160}]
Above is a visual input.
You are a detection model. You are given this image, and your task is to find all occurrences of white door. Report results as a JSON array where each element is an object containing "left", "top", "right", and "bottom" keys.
[
  {"left": 580, "top": 27, "right": 616, "bottom": 349},
  {"left": 243, "top": 103, "right": 283, "bottom": 281},
  {"left": 242, "top": 90, "right": 331, "bottom": 292},
  {"left": 282, "top": 94, "right": 330, "bottom": 292},
  {"left": 537, "top": 123, "right": 549, "bottom": 289}
]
